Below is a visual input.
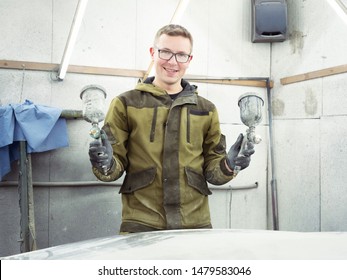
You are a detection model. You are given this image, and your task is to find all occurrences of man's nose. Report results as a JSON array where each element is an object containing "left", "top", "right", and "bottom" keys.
[{"left": 168, "top": 54, "right": 178, "bottom": 63}]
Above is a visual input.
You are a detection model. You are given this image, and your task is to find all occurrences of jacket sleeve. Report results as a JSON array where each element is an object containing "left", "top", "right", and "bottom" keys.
[
  {"left": 91, "top": 97, "right": 128, "bottom": 182},
  {"left": 203, "top": 108, "right": 236, "bottom": 185}
]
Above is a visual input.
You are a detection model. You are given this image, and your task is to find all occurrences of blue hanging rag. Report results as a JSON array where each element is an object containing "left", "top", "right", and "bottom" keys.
[
  {"left": 11, "top": 100, "right": 69, "bottom": 152},
  {"left": 0, "top": 105, "right": 15, "bottom": 179},
  {"left": 0, "top": 100, "right": 69, "bottom": 181},
  {"left": 0, "top": 105, "right": 15, "bottom": 147}
]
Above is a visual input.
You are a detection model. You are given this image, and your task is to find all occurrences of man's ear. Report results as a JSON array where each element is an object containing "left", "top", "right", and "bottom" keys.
[
  {"left": 150, "top": 47, "right": 155, "bottom": 59},
  {"left": 188, "top": 55, "right": 193, "bottom": 62}
]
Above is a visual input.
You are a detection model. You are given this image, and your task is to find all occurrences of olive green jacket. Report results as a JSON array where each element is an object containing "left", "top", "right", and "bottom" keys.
[{"left": 92, "top": 78, "right": 235, "bottom": 232}]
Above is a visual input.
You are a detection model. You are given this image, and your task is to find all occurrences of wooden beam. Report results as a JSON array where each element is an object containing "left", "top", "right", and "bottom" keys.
[
  {"left": 0, "top": 59, "right": 272, "bottom": 88},
  {"left": 67, "top": 64, "right": 145, "bottom": 78},
  {"left": 0, "top": 59, "right": 145, "bottom": 78},
  {"left": 280, "top": 64, "right": 347, "bottom": 85},
  {"left": 0, "top": 60, "right": 56, "bottom": 71},
  {"left": 186, "top": 78, "right": 273, "bottom": 88}
]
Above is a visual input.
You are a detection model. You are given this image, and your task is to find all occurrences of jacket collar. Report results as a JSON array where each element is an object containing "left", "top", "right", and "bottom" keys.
[{"left": 136, "top": 77, "right": 198, "bottom": 101}]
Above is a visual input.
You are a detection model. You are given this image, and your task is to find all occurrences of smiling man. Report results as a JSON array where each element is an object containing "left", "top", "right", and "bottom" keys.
[{"left": 88, "top": 24, "right": 255, "bottom": 233}]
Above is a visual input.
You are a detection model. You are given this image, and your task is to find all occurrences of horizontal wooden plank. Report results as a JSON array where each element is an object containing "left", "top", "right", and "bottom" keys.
[
  {"left": 280, "top": 64, "right": 347, "bottom": 85},
  {"left": 67, "top": 64, "right": 145, "bottom": 78},
  {"left": 0, "top": 59, "right": 145, "bottom": 78},
  {"left": 0, "top": 60, "right": 56, "bottom": 71},
  {"left": 186, "top": 78, "right": 273, "bottom": 88},
  {"left": 0, "top": 59, "right": 272, "bottom": 88}
]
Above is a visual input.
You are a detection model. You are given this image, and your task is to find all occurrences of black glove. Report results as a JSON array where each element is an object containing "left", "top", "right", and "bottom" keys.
[
  {"left": 226, "top": 133, "right": 255, "bottom": 171},
  {"left": 89, "top": 130, "right": 114, "bottom": 174}
]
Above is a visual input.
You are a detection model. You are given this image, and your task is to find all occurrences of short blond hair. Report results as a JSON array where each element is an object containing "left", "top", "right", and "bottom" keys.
[{"left": 154, "top": 24, "right": 193, "bottom": 52}]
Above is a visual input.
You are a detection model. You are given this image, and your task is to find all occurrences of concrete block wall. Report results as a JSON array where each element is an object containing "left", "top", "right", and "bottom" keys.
[{"left": 270, "top": 0, "right": 347, "bottom": 231}]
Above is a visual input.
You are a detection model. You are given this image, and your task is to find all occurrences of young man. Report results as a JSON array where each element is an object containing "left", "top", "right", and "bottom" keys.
[{"left": 89, "top": 24, "right": 254, "bottom": 233}]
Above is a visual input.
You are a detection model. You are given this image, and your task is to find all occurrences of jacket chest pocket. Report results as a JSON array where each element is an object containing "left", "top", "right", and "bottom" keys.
[{"left": 186, "top": 109, "right": 210, "bottom": 144}]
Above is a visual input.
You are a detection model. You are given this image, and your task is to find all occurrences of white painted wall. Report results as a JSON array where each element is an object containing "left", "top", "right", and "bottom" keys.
[{"left": 1, "top": 0, "right": 346, "bottom": 257}]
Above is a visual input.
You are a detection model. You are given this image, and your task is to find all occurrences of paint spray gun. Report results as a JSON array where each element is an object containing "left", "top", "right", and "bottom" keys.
[
  {"left": 234, "top": 92, "right": 264, "bottom": 175},
  {"left": 80, "top": 84, "right": 108, "bottom": 173}
]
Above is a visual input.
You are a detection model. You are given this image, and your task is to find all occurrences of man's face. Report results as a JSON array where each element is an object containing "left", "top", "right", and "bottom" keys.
[{"left": 150, "top": 34, "right": 192, "bottom": 90}]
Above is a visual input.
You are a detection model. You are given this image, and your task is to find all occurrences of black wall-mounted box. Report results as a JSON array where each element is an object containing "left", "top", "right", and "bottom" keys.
[{"left": 251, "top": 0, "right": 288, "bottom": 43}]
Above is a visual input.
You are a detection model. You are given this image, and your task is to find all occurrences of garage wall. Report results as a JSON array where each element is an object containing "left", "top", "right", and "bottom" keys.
[
  {"left": 270, "top": 0, "right": 347, "bottom": 231},
  {"left": 1, "top": 0, "right": 347, "bottom": 257}
]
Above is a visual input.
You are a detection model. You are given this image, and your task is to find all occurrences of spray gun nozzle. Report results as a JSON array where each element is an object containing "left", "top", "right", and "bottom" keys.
[{"left": 89, "top": 123, "right": 101, "bottom": 139}]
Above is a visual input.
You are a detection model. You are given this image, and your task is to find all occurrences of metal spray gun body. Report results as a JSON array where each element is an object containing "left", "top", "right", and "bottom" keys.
[{"left": 234, "top": 92, "right": 264, "bottom": 175}]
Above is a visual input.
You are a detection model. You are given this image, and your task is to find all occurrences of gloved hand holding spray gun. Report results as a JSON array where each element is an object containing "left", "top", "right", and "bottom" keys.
[
  {"left": 81, "top": 85, "right": 113, "bottom": 175},
  {"left": 226, "top": 92, "right": 264, "bottom": 175}
]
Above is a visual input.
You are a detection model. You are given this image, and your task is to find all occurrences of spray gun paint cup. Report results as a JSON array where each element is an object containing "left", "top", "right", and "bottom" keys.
[
  {"left": 238, "top": 92, "right": 264, "bottom": 130},
  {"left": 80, "top": 84, "right": 107, "bottom": 139}
]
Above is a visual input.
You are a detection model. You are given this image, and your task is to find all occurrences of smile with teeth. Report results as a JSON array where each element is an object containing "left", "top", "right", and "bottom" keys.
[{"left": 164, "top": 67, "right": 179, "bottom": 73}]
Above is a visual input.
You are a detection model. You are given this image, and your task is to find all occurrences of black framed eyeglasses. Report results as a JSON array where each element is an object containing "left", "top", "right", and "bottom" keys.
[{"left": 156, "top": 47, "right": 191, "bottom": 63}]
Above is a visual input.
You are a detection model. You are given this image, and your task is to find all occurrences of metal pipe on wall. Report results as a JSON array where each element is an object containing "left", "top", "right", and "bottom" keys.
[
  {"left": 266, "top": 78, "right": 279, "bottom": 230},
  {"left": 18, "top": 141, "right": 29, "bottom": 253},
  {"left": 17, "top": 141, "right": 38, "bottom": 253},
  {"left": 0, "top": 180, "right": 258, "bottom": 190},
  {"left": 60, "top": 109, "right": 83, "bottom": 119}
]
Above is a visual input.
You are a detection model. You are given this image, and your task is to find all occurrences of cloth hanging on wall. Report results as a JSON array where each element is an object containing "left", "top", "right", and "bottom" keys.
[
  {"left": 0, "top": 105, "right": 15, "bottom": 179},
  {"left": 0, "top": 100, "right": 69, "bottom": 181}
]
